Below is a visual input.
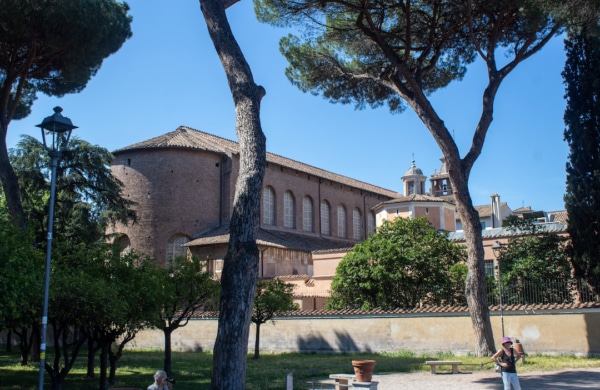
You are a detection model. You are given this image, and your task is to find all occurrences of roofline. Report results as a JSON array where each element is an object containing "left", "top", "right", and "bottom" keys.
[
  {"left": 448, "top": 223, "right": 568, "bottom": 242},
  {"left": 113, "top": 144, "right": 229, "bottom": 158},
  {"left": 113, "top": 125, "right": 400, "bottom": 198}
]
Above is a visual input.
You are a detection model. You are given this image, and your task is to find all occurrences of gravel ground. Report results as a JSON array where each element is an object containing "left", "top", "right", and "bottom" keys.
[{"left": 372, "top": 367, "right": 600, "bottom": 389}]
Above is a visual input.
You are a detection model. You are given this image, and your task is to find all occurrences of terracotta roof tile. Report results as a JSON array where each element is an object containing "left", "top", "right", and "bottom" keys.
[
  {"left": 312, "top": 247, "right": 354, "bottom": 254},
  {"left": 377, "top": 193, "right": 454, "bottom": 206},
  {"left": 190, "top": 302, "right": 600, "bottom": 318},
  {"left": 547, "top": 210, "right": 568, "bottom": 224},
  {"left": 186, "top": 225, "right": 353, "bottom": 252},
  {"left": 114, "top": 126, "right": 400, "bottom": 198}
]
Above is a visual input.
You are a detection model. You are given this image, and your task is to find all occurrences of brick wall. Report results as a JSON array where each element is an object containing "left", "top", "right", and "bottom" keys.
[
  {"left": 111, "top": 148, "right": 393, "bottom": 263},
  {"left": 110, "top": 148, "right": 222, "bottom": 263}
]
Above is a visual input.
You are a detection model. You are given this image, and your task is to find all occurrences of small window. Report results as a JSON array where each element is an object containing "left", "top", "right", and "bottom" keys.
[
  {"left": 367, "top": 212, "right": 376, "bottom": 236},
  {"left": 283, "top": 191, "right": 295, "bottom": 228},
  {"left": 337, "top": 205, "right": 346, "bottom": 238},
  {"left": 480, "top": 220, "right": 487, "bottom": 229},
  {"left": 484, "top": 260, "right": 495, "bottom": 277},
  {"left": 263, "top": 186, "right": 275, "bottom": 225},
  {"left": 166, "top": 234, "right": 190, "bottom": 264},
  {"left": 320, "top": 200, "right": 330, "bottom": 235},
  {"left": 352, "top": 208, "right": 363, "bottom": 240},
  {"left": 302, "top": 196, "right": 313, "bottom": 232}
]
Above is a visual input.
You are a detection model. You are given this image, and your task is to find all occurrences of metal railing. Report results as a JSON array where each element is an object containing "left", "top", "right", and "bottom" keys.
[{"left": 485, "top": 278, "right": 599, "bottom": 306}]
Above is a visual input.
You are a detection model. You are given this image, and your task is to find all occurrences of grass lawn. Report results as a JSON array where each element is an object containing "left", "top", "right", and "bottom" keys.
[{"left": 1, "top": 350, "right": 599, "bottom": 389}]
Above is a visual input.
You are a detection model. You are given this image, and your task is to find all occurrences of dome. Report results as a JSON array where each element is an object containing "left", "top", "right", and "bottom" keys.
[{"left": 403, "top": 160, "right": 424, "bottom": 177}]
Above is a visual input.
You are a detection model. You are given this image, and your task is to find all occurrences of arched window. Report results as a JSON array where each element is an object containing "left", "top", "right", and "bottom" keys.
[
  {"left": 302, "top": 196, "right": 313, "bottom": 232},
  {"left": 320, "top": 200, "right": 330, "bottom": 235},
  {"left": 283, "top": 191, "right": 295, "bottom": 228},
  {"left": 166, "top": 233, "right": 190, "bottom": 264},
  {"left": 113, "top": 234, "right": 131, "bottom": 255},
  {"left": 337, "top": 205, "right": 346, "bottom": 238},
  {"left": 262, "top": 186, "right": 275, "bottom": 225},
  {"left": 353, "top": 208, "right": 363, "bottom": 240},
  {"left": 367, "top": 212, "right": 376, "bottom": 236}
]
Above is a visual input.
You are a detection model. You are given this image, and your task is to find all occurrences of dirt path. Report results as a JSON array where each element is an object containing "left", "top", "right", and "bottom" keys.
[{"left": 373, "top": 367, "right": 600, "bottom": 389}]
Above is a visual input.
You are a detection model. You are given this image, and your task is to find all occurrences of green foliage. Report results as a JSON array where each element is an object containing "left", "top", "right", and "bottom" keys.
[
  {"left": 155, "top": 256, "right": 220, "bottom": 328},
  {"left": 328, "top": 218, "right": 466, "bottom": 310},
  {"left": 255, "top": 0, "right": 562, "bottom": 113},
  {"left": 9, "top": 135, "right": 135, "bottom": 245},
  {"left": 154, "top": 256, "right": 219, "bottom": 374},
  {"left": 563, "top": 30, "right": 600, "bottom": 291},
  {"left": 0, "top": 0, "right": 132, "bottom": 121},
  {"left": 252, "top": 279, "right": 297, "bottom": 326},
  {"left": 251, "top": 279, "right": 297, "bottom": 359},
  {"left": 0, "top": 205, "right": 43, "bottom": 332},
  {"left": 448, "top": 262, "right": 468, "bottom": 306},
  {"left": 498, "top": 235, "right": 571, "bottom": 283},
  {"left": 495, "top": 223, "right": 571, "bottom": 303}
]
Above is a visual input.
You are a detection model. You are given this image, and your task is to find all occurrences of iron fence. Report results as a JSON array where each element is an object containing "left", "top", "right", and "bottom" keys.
[{"left": 485, "top": 278, "right": 599, "bottom": 306}]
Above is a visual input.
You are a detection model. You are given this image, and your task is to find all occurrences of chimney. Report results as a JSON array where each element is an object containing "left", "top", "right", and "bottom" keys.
[{"left": 491, "top": 193, "right": 501, "bottom": 228}]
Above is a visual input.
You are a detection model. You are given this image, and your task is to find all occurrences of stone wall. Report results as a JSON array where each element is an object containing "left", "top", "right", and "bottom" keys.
[{"left": 130, "top": 309, "right": 600, "bottom": 356}]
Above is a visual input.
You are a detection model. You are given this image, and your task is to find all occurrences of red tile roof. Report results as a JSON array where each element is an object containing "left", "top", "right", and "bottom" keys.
[
  {"left": 114, "top": 126, "right": 400, "bottom": 198},
  {"left": 190, "top": 301, "right": 600, "bottom": 318},
  {"left": 185, "top": 225, "right": 353, "bottom": 252}
]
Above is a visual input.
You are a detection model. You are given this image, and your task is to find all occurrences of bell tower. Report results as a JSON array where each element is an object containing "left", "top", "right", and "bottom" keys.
[
  {"left": 401, "top": 160, "right": 426, "bottom": 196},
  {"left": 430, "top": 157, "right": 453, "bottom": 197}
]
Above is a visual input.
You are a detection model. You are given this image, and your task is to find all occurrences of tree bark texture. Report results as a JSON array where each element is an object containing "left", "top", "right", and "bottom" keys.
[
  {"left": 199, "top": 0, "right": 267, "bottom": 388},
  {"left": 99, "top": 343, "right": 109, "bottom": 390},
  {"left": 6, "top": 330, "right": 12, "bottom": 352},
  {"left": 108, "top": 349, "right": 118, "bottom": 385},
  {"left": 86, "top": 338, "right": 97, "bottom": 378},
  {"left": 0, "top": 131, "right": 26, "bottom": 230},
  {"left": 402, "top": 94, "right": 495, "bottom": 356},
  {"left": 445, "top": 163, "right": 495, "bottom": 355},
  {"left": 253, "top": 323, "right": 260, "bottom": 360},
  {"left": 163, "top": 328, "right": 173, "bottom": 377}
]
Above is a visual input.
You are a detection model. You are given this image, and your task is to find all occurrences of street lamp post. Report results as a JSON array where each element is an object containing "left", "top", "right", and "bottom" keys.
[
  {"left": 492, "top": 240, "right": 505, "bottom": 337},
  {"left": 36, "top": 107, "right": 77, "bottom": 390}
]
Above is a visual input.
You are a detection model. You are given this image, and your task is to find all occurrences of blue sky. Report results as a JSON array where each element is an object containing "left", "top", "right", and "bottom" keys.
[{"left": 8, "top": 0, "right": 568, "bottom": 211}]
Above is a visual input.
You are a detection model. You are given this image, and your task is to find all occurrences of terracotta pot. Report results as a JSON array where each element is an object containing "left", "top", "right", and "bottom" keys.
[
  {"left": 514, "top": 339, "right": 525, "bottom": 356},
  {"left": 352, "top": 359, "right": 376, "bottom": 382}
]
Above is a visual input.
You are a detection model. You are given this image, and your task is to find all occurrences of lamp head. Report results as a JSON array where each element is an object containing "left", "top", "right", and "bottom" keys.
[{"left": 36, "top": 107, "right": 77, "bottom": 153}]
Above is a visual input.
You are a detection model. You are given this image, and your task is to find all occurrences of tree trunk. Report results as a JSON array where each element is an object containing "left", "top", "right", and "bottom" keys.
[
  {"left": 163, "top": 328, "right": 173, "bottom": 377},
  {"left": 0, "top": 132, "right": 26, "bottom": 230},
  {"left": 108, "top": 346, "right": 118, "bottom": 385},
  {"left": 99, "top": 343, "right": 109, "bottom": 390},
  {"left": 253, "top": 323, "right": 260, "bottom": 360},
  {"left": 446, "top": 162, "right": 495, "bottom": 356},
  {"left": 199, "top": 0, "right": 267, "bottom": 388},
  {"left": 401, "top": 89, "right": 496, "bottom": 356},
  {"left": 86, "top": 337, "right": 96, "bottom": 378},
  {"left": 30, "top": 324, "right": 40, "bottom": 362},
  {"left": 6, "top": 330, "right": 12, "bottom": 352},
  {"left": 17, "top": 327, "right": 31, "bottom": 365},
  {"left": 50, "top": 377, "right": 63, "bottom": 390}
]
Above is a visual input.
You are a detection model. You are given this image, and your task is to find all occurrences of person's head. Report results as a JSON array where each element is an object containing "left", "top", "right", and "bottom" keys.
[
  {"left": 501, "top": 336, "right": 513, "bottom": 347},
  {"left": 154, "top": 370, "right": 167, "bottom": 384}
]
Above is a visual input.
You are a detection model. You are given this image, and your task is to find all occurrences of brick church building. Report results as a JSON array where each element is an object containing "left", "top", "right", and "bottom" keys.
[{"left": 110, "top": 126, "right": 566, "bottom": 309}]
